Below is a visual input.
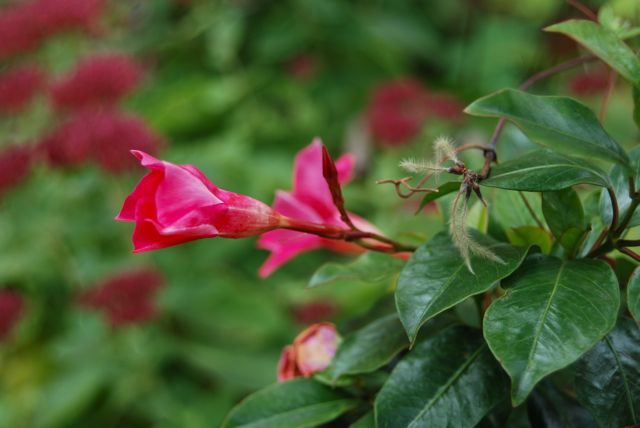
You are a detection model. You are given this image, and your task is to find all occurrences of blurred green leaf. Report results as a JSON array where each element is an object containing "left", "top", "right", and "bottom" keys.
[
  {"left": 627, "top": 268, "right": 640, "bottom": 321},
  {"left": 308, "top": 252, "right": 405, "bottom": 289},
  {"left": 542, "top": 188, "right": 587, "bottom": 253}
]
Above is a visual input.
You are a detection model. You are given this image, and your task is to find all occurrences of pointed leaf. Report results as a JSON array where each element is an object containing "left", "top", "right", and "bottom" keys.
[
  {"left": 484, "top": 254, "right": 620, "bottom": 405},
  {"left": 308, "top": 252, "right": 405, "bottom": 288},
  {"left": 321, "top": 145, "right": 354, "bottom": 229},
  {"left": 529, "top": 379, "right": 598, "bottom": 428},
  {"left": 396, "top": 231, "right": 529, "bottom": 343},
  {"left": 542, "top": 188, "right": 587, "bottom": 253},
  {"left": 417, "top": 181, "right": 461, "bottom": 212},
  {"left": 222, "top": 378, "right": 360, "bottom": 428},
  {"left": 628, "top": 268, "right": 640, "bottom": 321},
  {"left": 545, "top": 20, "right": 640, "bottom": 87},
  {"left": 482, "top": 150, "right": 610, "bottom": 191},
  {"left": 374, "top": 326, "right": 508, "bottom": 428},
  {"left": 575, "top": 317, "right": 640, "bottom": 428},
  {"left": 465, "top": 89, "right": 631, "bottom": 170},
  {"left": 325, "top": 315, "right": 408, "bottom": 382}
]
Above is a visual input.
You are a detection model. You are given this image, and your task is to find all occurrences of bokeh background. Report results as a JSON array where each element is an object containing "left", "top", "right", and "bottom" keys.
[{"left": 0, "top": 0, "right": 637, "bottom": 426}]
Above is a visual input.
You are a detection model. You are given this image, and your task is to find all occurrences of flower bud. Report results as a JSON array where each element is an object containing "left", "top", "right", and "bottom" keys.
[
  {"left": 117, "top": 151, "right": 285, "bottom": 252},
  {"left": 277, "top": 322, "right": 339, "bottom": 382}
]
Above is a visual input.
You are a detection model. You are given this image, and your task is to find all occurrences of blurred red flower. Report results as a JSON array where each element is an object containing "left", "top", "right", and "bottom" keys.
[
  {"left": 277, "top": 322, "right": 338, "bottom": 382},
  {"left": 77, "top": 268, "right": 163, "bottom": 327},
  {"left": 569, "top": 70, "right": 610, "bottom": 96},
  {"left": 285, "top": 54, "right": 317, "bottom": 79},
  {"left": 0, "top": 65, "right": 46, "bottom": 114},
  {"left": 0, "top": 0, "right": 106, "bottom": 60},
  {"left": 39, "top": 109, "right": 163, "bottom": 172},
  {"left": 0, "top": 144, "right": 34, "bottom": 196},
  {"left": 0, "top": 290, "right": 25, "bottom": 341},
  {"left": 366, "top": 79, "right": 463, "bottom": 146},
  {"left": 50, "top": 53, "right": 143, "bottom": 110},
  {"left": 292, "top": 300, "right": 336, "bottom": 324}
]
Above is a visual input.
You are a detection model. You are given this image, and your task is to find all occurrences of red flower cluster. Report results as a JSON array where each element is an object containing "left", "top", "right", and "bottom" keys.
[
  {"left": 0, "top": 65, "right": 46, "bottom": 114},
  {"left": 77, "top": 267, "right": 163, "bottom": 327},
  {"left": 0, "top": 0, "right": 106, "bottom": 60},
  {"left": 40, "top": 110, "right": 162, "bottom": 173},
  {"left": 0, "top": 144, "right": 34, "bottom": 196},
  {"left": 0, "top": 290, "right": 25, "bottom": 341},
  {"left": 277, "top": 323, "right": 339, "bottom": 382},
  {"left": 50, "top": 53, "right": 143, "bottom": 110},
  {"left": 366, "top": 79, "right": 462, "bottom": 146}
]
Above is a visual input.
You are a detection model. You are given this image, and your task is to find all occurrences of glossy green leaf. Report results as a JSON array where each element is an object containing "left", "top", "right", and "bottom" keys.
[
  {"left": 308, "top": 252, "right": 405, "bottom": 289},
  {"left": 465, "top": 89, "right": 631, "bottom": 170},
  {"left": 600, "top": 146, "right": 640, "bottom": 229},
  {"left": 542, "top": 188, "right": 587, "bottom": 253},
  {"left": 575, "top": 317, "right": 640, "bottom": 428},
  {"left": 222, "top": 378, "right": 360, "bottom": 428},
  {"left": 628, "top": 268, "right": 640, "bottom": 321},
  {"left": 545, "top": 20, "right": 640, "bottom": 87},
  {"left": 374, "top": 326, "right": 508, "bottom": 428},
  {"left": 396, "top": 231, "right": 529, "bottom": 343},
  {"left": 484, "top": 254, "right": 620, "bottom": 405},
  {"left": 482, "top": 150, "right": 610, "bottom": 191},
  {"left": 417, "top": 181, "right": 461, "bottom": 213},
  {"left": 529, "top": 379, "right": 598, "bottom": 428},
  {"left": 505, "top": 226, "right": 553, "bottom": 254},
  {"left": 325, "top": 314, "right": 408, "bottom": 382}
]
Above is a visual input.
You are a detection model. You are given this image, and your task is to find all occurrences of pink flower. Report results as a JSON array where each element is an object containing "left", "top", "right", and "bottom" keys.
[
  {"left": 277, "top": 323, "right": 339, "bottom": 382},
  {"left": 39, "top": 109, "right": 162, "bottom": 172},
  {"left": 50, "top": 53, "right": 143, "bottom": 110},
  {"left": 117, "top": 151, "right": 286, "bottom": 253},
  {"left": 0, "top": 65, "right": 46, "bottom": 114},
  {"left": 257, "top": 139, "right": 378, "bottom": 277},
  {"left": 0, "top": 144, "right": 34, "bottom": 196},
  {"left": 77, "top": 268, "right": 163, "bottom": 327},
  {"left": 0, "top": 290, "right": 25, "bottom": 341}
]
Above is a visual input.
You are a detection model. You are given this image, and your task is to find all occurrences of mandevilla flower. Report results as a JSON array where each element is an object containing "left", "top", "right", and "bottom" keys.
[
  {"left": 117, "top": 151, "right": 286, "bottom": 252},
  {"left": 257, "top": 139, "right": 380, "bottom": 277},
  {"left": 0, "top": 144, "right": 34, "bottom": 196},
  {"left": 277, "top": 322, "right": 339, "bottom": 382},
  {"left": 0, "top": 65, "right": 46, "bottom": 114}
]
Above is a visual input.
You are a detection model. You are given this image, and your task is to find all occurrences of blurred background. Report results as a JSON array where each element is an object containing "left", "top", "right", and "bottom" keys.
[{"left": 0, "top": 0, "right": 637, "bottom": 426}]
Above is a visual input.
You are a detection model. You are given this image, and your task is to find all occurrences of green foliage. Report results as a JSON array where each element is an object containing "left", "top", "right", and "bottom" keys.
[
  {"left": 542, "top": 188, "right": 587, "bottom": 253},
  {"left": 222, "top": 378, "right": 360, "bottom": 428},
  {"left": 374, "top": 326, "right": 508, "bottom": 428},
  {"left": 465, "top": 89, "right": 631, "bottom": 170},
  {"left": 396, "top": 231, "right": 529, "bottom": 343},
  {"left": 484, "top": 254, "right": 620, "bottom": 405}
]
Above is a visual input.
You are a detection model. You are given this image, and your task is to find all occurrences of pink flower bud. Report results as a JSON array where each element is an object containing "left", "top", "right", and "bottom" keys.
[
  {"left": 277, "top": 322, "right": 339, "bottom": 382},
  {"left": 117, "top": 151, "right": 285, "bottom": 252},
  {"left": 77, "top": 268, "right": 163, "bottom": 327}
]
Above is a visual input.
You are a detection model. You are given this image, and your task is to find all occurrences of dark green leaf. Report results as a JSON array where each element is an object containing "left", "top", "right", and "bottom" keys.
[
  {"left": 634, "top": 86, "right": 640, "bottom": 129},
  {"left": 396, "top": 231, "right": 529, "bottom": 343},
  {"left": 600, "top": 146, "right": 640, "bottom": 229},
  {"left": 374, "top": 326, "right": 508, "bottom": 428},
  {"left": 308, "top": 252, "right": 405, "bottom": 288},
  {"left": 575, "top": 317, "right": 640, "bottom": 428},
  {"left": 482, "top": 150, "right": 610, "bottom": 191},
  {"left": 417, "top": 181, "right": 461, "bottom": 213},
  {"left": 542, "top": 188, "right": 587, "bottom": 253},
  {"left": 465, "top": 89, "right": 631, "bottom": 170},
  {"left": 350, "top": 410, "right": 375, "bottom": 428},
  {"left": 627, "top": 268, "right": 640, "bottom": 321},
  {"left": 484, "top": 254, "right": 620, "bottom": 405},
  {"left": 325, "top": 315, "right": 408, "bottom": 382},
  {"left": 545, "top": 20, "right": 640, "bottom": 87},
  {"left": 529, "top": 379, "right": 598, "bottom": 428},
  {"left": 222, "top": 378, "right": 360, "bottom": 428}
]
